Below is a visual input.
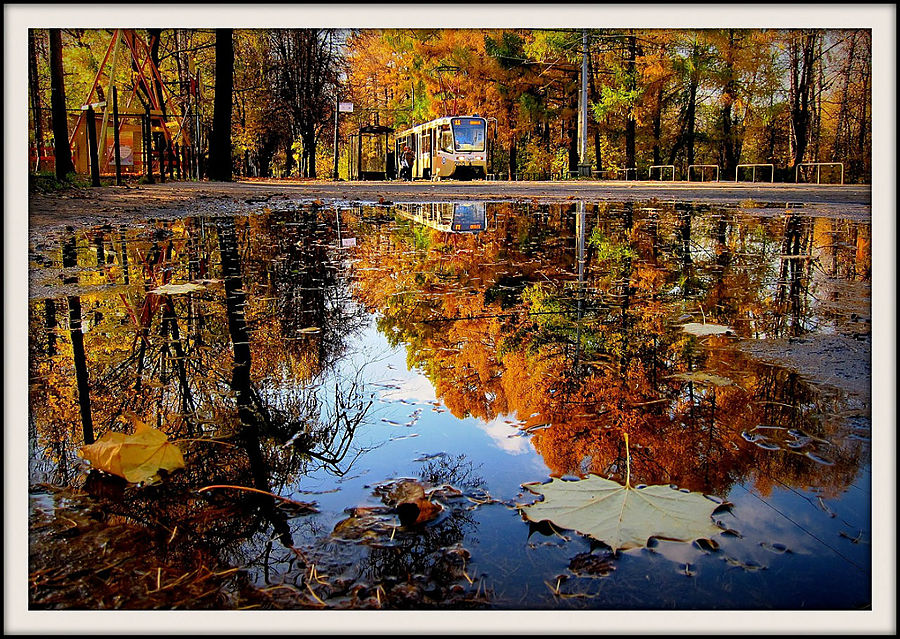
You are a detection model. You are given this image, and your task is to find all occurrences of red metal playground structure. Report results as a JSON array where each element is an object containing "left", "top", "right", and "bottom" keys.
[{"left": 39, "top": 29, "right": 196, "bottom": 181}]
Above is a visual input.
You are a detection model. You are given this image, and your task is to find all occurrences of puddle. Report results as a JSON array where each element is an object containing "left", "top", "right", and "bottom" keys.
[{"left": 27, "top": 200, "right": 871, "bottom": 610}]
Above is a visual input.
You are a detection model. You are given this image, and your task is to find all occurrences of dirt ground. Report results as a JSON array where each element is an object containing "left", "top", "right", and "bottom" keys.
[{"left": 26, "top": 178, "right": 872, "bottom": 232}]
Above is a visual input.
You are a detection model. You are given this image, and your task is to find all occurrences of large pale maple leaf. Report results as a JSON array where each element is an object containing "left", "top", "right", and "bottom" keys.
[
  {"left": 520, "top": 435, "right": 721, "bottom": 551},
  {"left": 521, "top": 475, "right": 722, "bottom": 551}
]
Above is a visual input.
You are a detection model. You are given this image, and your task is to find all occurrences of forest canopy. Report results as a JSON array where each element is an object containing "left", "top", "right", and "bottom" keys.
[{"left": 28, "top": 27, "right": 872, "bottom": 183}]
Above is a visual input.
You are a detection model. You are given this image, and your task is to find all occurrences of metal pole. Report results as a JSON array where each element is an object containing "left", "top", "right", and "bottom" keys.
[
  {"left": 333, "top": 91, "right": 340, "bottom": 180},
  {"left": 85, "top": 105, "right": 101, "bottom": 187},
  {"left": 112, "top": 87, "right": 122, "bottom": 185},
  {"left": 156, "top": 132, "right": 165, "bottom": 183},
  {"left": 144, "top": 106, "right": 153, "bottom": 183},
  {"left": 578, "top": 30, "right": 590, "bottom": 177}
]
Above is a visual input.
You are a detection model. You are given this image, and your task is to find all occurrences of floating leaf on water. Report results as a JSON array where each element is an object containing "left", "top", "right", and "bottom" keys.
[
  {"left": 520, "top": 475, "right": 722, "bottom": 551},
  {"left": 332, "top": 510, "right": 395, "bottom": 541},
  {"left": 805, "top": 451, "right": 834, "bottom": 466},
  {"left": 760, "top": 542, "right": 790, "bottom": 554},
  {"left": 79, "top": 416, "right": 185, "bottom": 484},
  {"left": 754, "top": 441, "right": 782, "bottom": 451},
  {"left": 681, "top": 322, "right": 733, "bottom": 337},
  {"left": 670, "top": 372, "right": 733, "bottom": 387},
  {"left": 149, "top": 282, "right": 206, "bottom": 295},
  {"left": 375, "top": 479, "right": 445, "bottom": 526},
  {"left": 413, "top": 452, "right": 448, "bottom": 462}
]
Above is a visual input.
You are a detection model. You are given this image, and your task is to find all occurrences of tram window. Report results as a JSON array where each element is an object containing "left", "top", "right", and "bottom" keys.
[
  {"left": 421, "top": 133, "right": 430, "bottom": 154},
  {"left": 451, "top": 119, "right": 485, "bottom": 152},
  {"left": 439, "top": 125, "right": 454, "bottom": 153}
]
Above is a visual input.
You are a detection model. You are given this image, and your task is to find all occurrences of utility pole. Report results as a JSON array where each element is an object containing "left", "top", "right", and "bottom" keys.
[
  {"left": 333, "top": 90, "right": 340, "bottom": 180},
  {"left": 578, "top": 29, "right": 591, "bottom": 177}
]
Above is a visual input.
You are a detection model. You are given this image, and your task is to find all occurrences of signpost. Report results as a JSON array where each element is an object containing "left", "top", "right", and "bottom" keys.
[{"left": 334, "top": 100, "right": 353, "bottom": 180}]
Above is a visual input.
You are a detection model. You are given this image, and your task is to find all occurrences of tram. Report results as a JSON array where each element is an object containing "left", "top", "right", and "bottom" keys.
[
  {"left": 394, "top": 116, "right": 488, "bottom": 180},
  {"left": 394, "top": 202, "right": 486, "bottom": 233}
]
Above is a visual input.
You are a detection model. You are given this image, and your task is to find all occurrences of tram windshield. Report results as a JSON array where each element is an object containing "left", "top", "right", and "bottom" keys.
[{"left": 451, "top": 119, "right": 486, "bottom": 152}]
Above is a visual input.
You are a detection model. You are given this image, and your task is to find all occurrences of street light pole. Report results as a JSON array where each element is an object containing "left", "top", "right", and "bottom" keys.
[
  {"left": 578, "top": 29, "right": 591, "bottom": 177},
  {"left": 333, "top": 89, "right": 340, "bottom": 180}
]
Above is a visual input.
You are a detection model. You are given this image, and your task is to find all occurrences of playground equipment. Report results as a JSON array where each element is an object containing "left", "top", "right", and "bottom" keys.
[{"left": 67, "top": 29, "right": 193, "bottom": 180}]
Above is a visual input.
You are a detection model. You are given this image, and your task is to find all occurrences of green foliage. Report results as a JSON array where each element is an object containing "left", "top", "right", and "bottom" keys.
[
  {"left": 484, "top": 31, "right": 527, "bottom": 69},
  {"left": 589, "top": 227, "right": 636, "bottom": 263},
  {"left": 29, "top": 171, "right": 90, "bottom": 193}
]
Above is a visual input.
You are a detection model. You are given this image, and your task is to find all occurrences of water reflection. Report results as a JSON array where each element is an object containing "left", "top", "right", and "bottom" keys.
[
  {"left": 395, "top": 201, "right": 487, "bottom": 234},
  {"left": 27, "top": 199, "right": 871, "bottom": 609},
  {"left": 350, "top": 200, "right": 870, "bottom": 497}
]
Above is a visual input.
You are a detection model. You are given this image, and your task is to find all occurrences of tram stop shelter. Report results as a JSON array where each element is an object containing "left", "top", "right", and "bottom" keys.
[{"left": 349, "top": 124, "right": 395, "bottom": 180}]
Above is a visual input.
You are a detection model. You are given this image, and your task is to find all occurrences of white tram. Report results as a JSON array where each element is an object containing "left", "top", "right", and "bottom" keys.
[
  {"left": 394, "top": 116, "right": 488, "bottom": 180},
  {"left": 394, "top": 202, "right": 487, "bottom": 233}
]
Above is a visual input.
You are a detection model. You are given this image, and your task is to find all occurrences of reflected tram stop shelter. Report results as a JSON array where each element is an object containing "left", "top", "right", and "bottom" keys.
[{"left": 349, "top": 124, "right": 395, "bottom": 180}]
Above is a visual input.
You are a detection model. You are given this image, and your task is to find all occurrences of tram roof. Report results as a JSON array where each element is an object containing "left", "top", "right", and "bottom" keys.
[{"left": 396, "top": 115, "right": 486, "bottom": 135}]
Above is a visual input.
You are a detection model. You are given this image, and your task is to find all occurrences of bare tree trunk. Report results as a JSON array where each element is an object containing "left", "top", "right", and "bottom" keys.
[
  {"left": 625, "top": 34, "right": 637, "bottom": 171},
  {"left": 208, "top": 28, "right": 233, "bottom": 181},
  {"left": 49, "top": 29, "right": 75, "bottom": 179},
  {"left": 148, "top": 28, "right": 167, "bottom": 116},
  {"left": 29, "top": 30, "right": 45, "bottom": 172},
  {"left": 720, "top": 30, "right": 739, "bottom": 177},
  {"left": 685, "top": 47, "right": 698, "bottom": 169},
  {"left": 855, "top": 50, "right": 871, "bottom": 181},
  {"left": 832, "top": 32, "right": 857, "bottom": 162},
  {"left": 652, "top": 88, "right": 662, "bottom": 166},
  {"left": 789, "top": 31, "right": 819, "bottom": 170}
]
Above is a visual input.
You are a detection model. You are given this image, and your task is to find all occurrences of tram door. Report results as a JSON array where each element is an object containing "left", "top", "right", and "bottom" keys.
[{"left": 420, "top": 131, "right": 431, "bottom": 179}]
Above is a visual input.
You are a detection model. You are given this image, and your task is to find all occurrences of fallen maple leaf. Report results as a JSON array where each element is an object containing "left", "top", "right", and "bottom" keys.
[
  {"left": 521, "top": 476, "right": 721, "bottom": 551},
  {"left": 520, "top": 434, "right": 721, "bottom": 550},
  {"left": 80, "top": 416, "right": 185, "bottom": 484}
]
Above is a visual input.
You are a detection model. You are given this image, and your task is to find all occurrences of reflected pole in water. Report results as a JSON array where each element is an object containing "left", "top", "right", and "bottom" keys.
[
  {"left": 44, "top": 299, "right": 57, "bottom": 356},
  {"left": 574, "top": 201, "right": 586, "bottom": 371},
  {"left": 336, "top": 207, "right": 343, "bottom": 246},
  {"left": 62, "top": 235, "right": 95, "bottom": 444},
  {"left": 118, "top": 227, "right": 130, "bottom": 285}
]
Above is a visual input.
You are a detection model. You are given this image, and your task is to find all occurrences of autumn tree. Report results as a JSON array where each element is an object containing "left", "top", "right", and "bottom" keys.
[
  {"left": 208, "top": 28, "right": 234, "bottom": 181},
  {"left": 785, "top": 29, "right": 821, "bottom": 171},
  {"left": 48, "top": 29, "right": 75, "bottom": 179},
  {"left": 266, "top": 29, "right": 341, "bottom": 178}
]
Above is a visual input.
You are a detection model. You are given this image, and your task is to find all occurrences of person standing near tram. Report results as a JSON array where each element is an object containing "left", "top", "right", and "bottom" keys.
[{"left": 401, "top": 145, "right": 415, "bottom": 180}]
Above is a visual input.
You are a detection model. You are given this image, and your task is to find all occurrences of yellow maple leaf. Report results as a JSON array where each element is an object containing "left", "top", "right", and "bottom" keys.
[{"left": 80, "top": 416, "right": 185, "bottom": 484}]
